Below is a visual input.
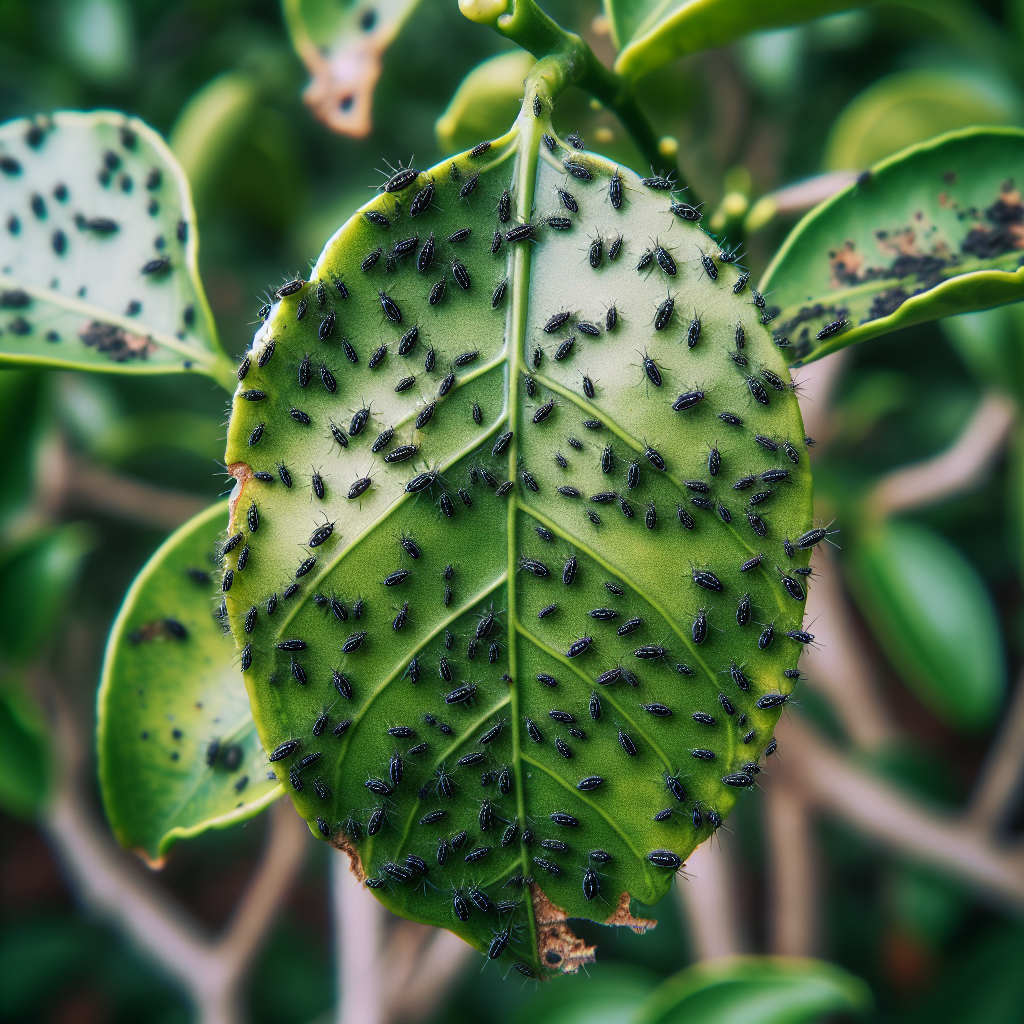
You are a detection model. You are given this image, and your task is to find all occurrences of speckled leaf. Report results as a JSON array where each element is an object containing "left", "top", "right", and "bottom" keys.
[
  {"left": 0, "top": 111, "right": 233, "bottom": 386},
  {"left": 633, "top": 956, "right": 871, "bottom": 1024},
  {"left": 605, "top": 0, "right": 863, "bottom": 82},
  {"left": 221, "top": 87, "right": 814, "bottom": 975},
  {"left": 759, "top": 127, "right": 1024, "bottom": 365},
  {"left": 282, "top": 0, "right": 422, "bottom": 138},
  {"left": 97, "top": 502, "right": 282, "bottom": 864}
]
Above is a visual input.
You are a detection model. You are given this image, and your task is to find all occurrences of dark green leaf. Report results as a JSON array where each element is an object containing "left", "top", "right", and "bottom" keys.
[
  {"left": 634, "top": 955, "right": 871, "bottom": 1024},
  {"left": 0, "top": 678, "right": 50, "bottom": 818},
  {"left": 847, "top": 520, "right": 1004, "bottom": 732},
  {"left": 221, "top": 91, "right": 814, "bottom": 971},
  {"left": 509, "top": 963, "right": 657, "bottom": 1024},
  {"left": 0, "top": 524, "right": 94, "bottom": 662},
  {"left": 606, "top": 1, "right": 864, "bottom": 82},
  {"left": 940, "top": 305, "right": 1024, "bottom": 404},
  {"left": 0, "top": 112, "right": 233, "bottom": 387},
  {"left": 97, "top": 501, "right": 281, "bottom": 863},
  {"left": 759, "top": 128, "right": 1024, "bottom": 364}
]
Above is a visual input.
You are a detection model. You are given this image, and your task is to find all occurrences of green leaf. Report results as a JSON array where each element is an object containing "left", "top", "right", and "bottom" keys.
[
  {"left": 97, "top": 501, "right": 282, "bottom": 863},
  {"left": 847, "top": 519, "right": 1005, "bottom": 732},
  {"left": 0, "top": 524, "right": 94, "bottom": 663},
  {"left": 510, "top": 963, "right": 658, "bottom": 1024},
  {"left": 823, "top": 69, "right": 1022, "bottom": 172},
  {"left": 940, "top": 304, "right": 1024, "bottom": 404},
  {"left": 0, "top": 369, "right": 48, "bottom": 531},
  {"left": 759, "top": 127, "right": 1024, "bottom": 365},
  {"left": 282, "top": 0, "right": 422, "bottom": 138},
  {"left": 0, "top": 111, "right": 233, "bottom": 387},
  {"left": 436, "top": 51, "right": 537, "bottom": 155},
  {"left": 221, "top": 86, "right": 814, "bottom": 973},
  {"left": 0, "top": 678, "right": 51, "bottom": 818},
  {"left": 607, "top": 1, "right": 864, "bottom": 82},
  {"left": 633, "top": 955, "right": 871, "bottom": 1024}
]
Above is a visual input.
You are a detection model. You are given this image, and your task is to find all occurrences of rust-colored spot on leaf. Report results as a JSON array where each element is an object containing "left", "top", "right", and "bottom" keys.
[
  {"left": 79, "top": 320, "right": 155, "bottom": 361},
  {"left": 331, "top": 829, "right": 367, "bottom": 882},
  {"left": 604, "top": 891, "right": 657, "bottom": 933},
  {"left": 227, "top": 463, "right": 253, "bottom": 527},
  {"left": 828, "top": 241, "right": 864, "bottom": 287},
  {"left": 531, "top": 884, "right": 596, "bottom": 974}
]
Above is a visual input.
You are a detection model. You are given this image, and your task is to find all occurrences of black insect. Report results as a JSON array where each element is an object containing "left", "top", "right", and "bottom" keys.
[
  {"left": 698, "top": 250, "right": 717, "bottom": 279},
  {"left": 563, "top": 160, "right": 592, "bottom": 180},
  {"left": 759, "top": 623, "right": 774, "bottom": 649},
  {"left": 547, "top": 216, "right": 572, "bottom": 231},
  {"left": 641, "top": 173, "right": 675, "bottom": 190},
  {"left": 693, "top": 569, "right": 722, "bottom": 592},
  {"left": 655, "top": 245, "right": 677, "bottom": 276},
  {"left": 609, "top": 171, "right": 623, "bottom": 209},
  {"left": 492, "top": 279, "right": 508, "bottom": 307},
  {"left": 670, "top": 201, "right": 702, "bottom": 220},
  {"left": 618, "top": 729, "right": 637, "bottom": 756},
  {"left": 608, "top": 235, "right": 622, "bottom": 261},
  {"left": 567, "top": 636, "right": 592, "bottom": 658},
  {"left": 817, "top": 318, "right": 848, "bottom": 339}
]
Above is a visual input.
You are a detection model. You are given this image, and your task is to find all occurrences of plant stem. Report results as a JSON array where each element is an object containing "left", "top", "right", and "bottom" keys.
[{"left": 461, "top": 0, "right": 686, "bottom": 191}]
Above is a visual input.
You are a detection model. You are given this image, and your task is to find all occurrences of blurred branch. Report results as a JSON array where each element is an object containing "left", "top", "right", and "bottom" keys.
[
  {"left": 801, "top": 545, "right": 899, "bottom": 749},
  {"left": 746, "top": 171, "right": 859, "bottom": 233},
  {"left": 794, "top": 349, "right": 850, "bottom": 455},
  {"left": 967, "top": 671, "right": 1024, "bottom": 835},
  {"left": 676, "top": 831, "right": 748, "bottom": 960},
  {"left": 774, "top": 715, "right": 1024, "bottom": 911},
  {"left": 333, "top": 854, "right": 384, "bottom": 1024},
  {"left": 764, "top": 785, "right": 820, "bottom": 957},
  {"left": 866, "top": 391, "right": 1017, "bottom": 519},
  {"left": 42, "top": 680, "right": 307, "bottom": 1024},
  {"left": 383, "top": 925, "right": 473, "bottom": 1023}
]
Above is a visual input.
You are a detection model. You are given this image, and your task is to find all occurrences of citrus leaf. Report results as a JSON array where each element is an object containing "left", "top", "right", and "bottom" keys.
[
  {"left": 221, "top": 90, "right": 813, "bottom": 974},
  {"left": 847, "top": 519, "right": 1005, "bottom": 733},
  {"left": 759, "top": 127, "right": 1024, "bottom": 365},
  {"left": 606, "top": 1, "right": 864, "bottom": 82},
  {"left": 98, "top": 501, "right": 282, "bottom": 863},
  {"left": 0, "top": 111, "right": 233, "bottom": 387},
  {"left": 633, "top": 956, "right": 871, "bottom": 1024},
  {"left": 282, "top": 0, "right": 422, "bottom": 138},
  {"left": 0, "top": 677, "right": 51, "bottom": 819},
  {"left": 0, "top": 524, "right": 94, "bottom": 663}
]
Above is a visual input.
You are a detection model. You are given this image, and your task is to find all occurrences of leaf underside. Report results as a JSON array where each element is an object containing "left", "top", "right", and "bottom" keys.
[
  {"left": 222, "top": 102, "right": 813, "bottom": 973},
  {"left": 0, "top": 111, "right": 223, "bottom": 378},
  {"left": 98, "top": 501, "right": 282, "bottom": 862},
  {"left": 761, "top": 127, "right": 1024, "bottom": 365}
]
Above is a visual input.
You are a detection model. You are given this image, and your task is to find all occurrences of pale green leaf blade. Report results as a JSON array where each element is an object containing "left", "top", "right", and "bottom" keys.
[
  {"left": 0, "top": 112, "right": 232, "bottom": 385},
  {"left": 283, "top": 0, "right": 422, "bottom": 137},
  {"left": 759, "top": 127, "right": 1024, "bottom": 365},
  {"left": 633, "top": 956, "right": 871, "bottom": 1024},
  {"left": 97, "top": 501, "right": 282, "bottom": 863},
  {"left": 847, "top": 519, "right": 1005, "bottom": 733},
  {"left": 607, "top": 1, "right": 864, "bottom": 82},
  {"left": 220, "top": 100, "right": 813, "bottom": 972}
]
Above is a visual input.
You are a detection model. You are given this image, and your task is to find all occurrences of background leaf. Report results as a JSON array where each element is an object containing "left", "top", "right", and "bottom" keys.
[
  {"left": 759, "top": 127, "right": 1024, "bottom": 364},
  {"left": 221, "top": 102, "right": 814, "bottom": 970},
  {"left": 607, "top": 1, "right": 864, "bottom": 82},
  {"left": 823, "top": 69, "right": 1022, "bottom": 171},
  {"left": 282, "top": 0, "right": 423, "bottom": 138},
  {"left": 633, "top": 955, "right": 871, "bottom": 1024},
  {"left": 436, "top": 51, "right": 536, "bottom": 155},
  {"left": 939, "top": 304, "right": 1024, "bottom": 405},
  {"left": 0, "top": 677, "right": 51, "bottom": 818},
  {"left": 0, "top": 111, "right": 233, "bottom": 386},
  {"left": 0, "top": 524, "right": 94, "bottom": 663},
  {"left": 847, "top": 519, "right": 1005, "bottom": 732},
  {"left": 97, "top": 501, "right": 282, "bottom": 862}
]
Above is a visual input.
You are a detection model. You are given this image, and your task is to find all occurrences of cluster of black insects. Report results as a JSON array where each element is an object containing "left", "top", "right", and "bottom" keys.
[
  {"left": 222, "top": 123, "right": 830, "bottom": 971},
  {"left": 0, "top": 117, "right": 198, "bottom": 349}
]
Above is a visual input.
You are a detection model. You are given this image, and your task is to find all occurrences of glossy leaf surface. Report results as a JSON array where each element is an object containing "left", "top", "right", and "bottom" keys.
[
  {"left": 606, "top": 1, "right": 863, "bottom": 82},
  {"left": 760, "top": 128, "right": 1024, "bottom": 365},
  {"left": 633, "top": 956, "right": 871, "bottom": 1024},
  {"left": 222, "top": 92, "right": 813, "bottom": 973},
  {"left": 0, "top": 112, "right": 231, "bottom": 385},
  {"left": 848, "top": 519, "right": 1004, "bottom": 733},
  {"left": 98, "top": 501, "right": 281, "bottom": 863}
]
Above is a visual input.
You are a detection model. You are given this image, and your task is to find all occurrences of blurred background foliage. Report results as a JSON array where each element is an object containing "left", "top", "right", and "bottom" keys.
[{"left": 2, "top": 0, "right": 1024, "bottom": 1022}]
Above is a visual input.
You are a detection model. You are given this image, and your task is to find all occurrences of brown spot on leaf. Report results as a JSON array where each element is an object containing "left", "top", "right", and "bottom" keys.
[
  {"left": 79, "top": 320, "right": 154, "bottom": 361},
  {"left": 961, "top": 180, "right": 1023, "bottom": 259},
  {"left": 330, "top": 830, "right": 367, "bottom": 882},
  {"left": 531, "top": 884, "right": 596, "bottom": 974},
  {"left": 227, "top": 463, "right": 253, "bottom": 527},
  {"left": 604, "top": 891, "right": 657, "bottom": 933},
  {"left": 828, "top": 241, "right": 864, "bottom": 287}
]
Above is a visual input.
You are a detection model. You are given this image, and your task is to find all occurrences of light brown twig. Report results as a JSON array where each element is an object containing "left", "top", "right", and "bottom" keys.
[
  {"left": 968, "top": 672, "right": 1024, "bottom": 835},
  {"left": 773, "top": 716, "right": 1024, "bottom": 911},
  {"left": 333, "top": 855, "right": 384, "bottom": 1024},
  {"left": 866, "top": 391, "right": 1016, "bottom": 519},
  {"left": 676, "top": 832, "right": 749, "bottom": 960},
  {"left": 42, "top": 683, "right": 308, "bottom": 1024},
  {"left": 764, "top": 785, "right": 820, "bottom": 957}
]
